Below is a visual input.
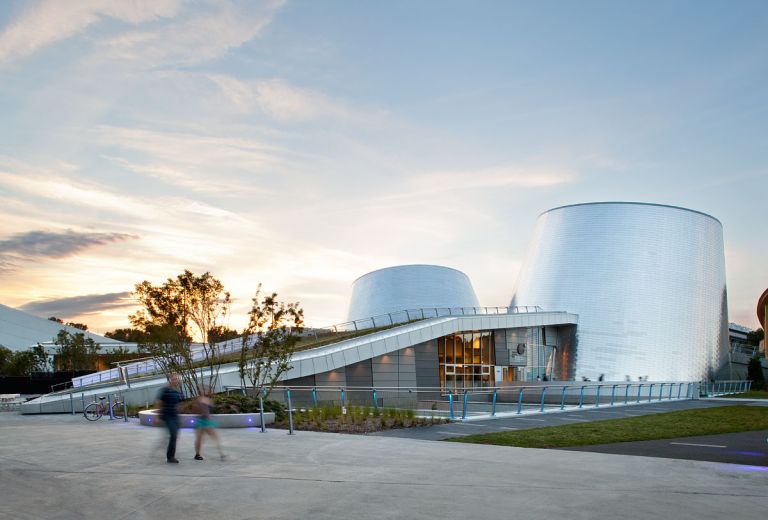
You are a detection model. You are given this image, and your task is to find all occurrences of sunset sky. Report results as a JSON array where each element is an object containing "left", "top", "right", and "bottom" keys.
[{"left": 1, "top": 0, "right": 766, "bottom": 334}]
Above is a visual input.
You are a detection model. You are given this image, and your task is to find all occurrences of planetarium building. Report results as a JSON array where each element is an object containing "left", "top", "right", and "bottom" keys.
[{"left": 511, "top": 202, "right": 729, "bottom": 381}]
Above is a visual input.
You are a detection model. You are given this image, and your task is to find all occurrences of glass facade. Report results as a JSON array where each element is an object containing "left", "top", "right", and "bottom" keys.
[{"left": 437, "top": 331, "right": 495, "bottom": 391}]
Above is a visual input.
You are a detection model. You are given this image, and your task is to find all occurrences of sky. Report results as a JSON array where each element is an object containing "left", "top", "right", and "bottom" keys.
[{"left": 0, "top": 0, "right": 766, "bottom": 334}]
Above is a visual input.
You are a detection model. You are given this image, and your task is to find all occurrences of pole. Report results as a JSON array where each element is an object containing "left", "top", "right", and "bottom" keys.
[
  {"left": 560, "top": 386, "right": 567, "bottom": 410},
  {"left": 286, "top": 389, "right": 294, "bottom": 435},
  {"left": 123, "top": 400, "right": 128, "bottom": 422},
  {"left": 491, "top": 389, "right": 497, "bottom": 417},
  {"left": 448, "top": 393, "right": 454, "bottom": 420},
  {"left": 259, "top": 394, "right": 266, "bottom": 433},
  {"left": 595, "top": 385, "right": 601, "bottom": 408},
  {"left": 462, "top": 390, "right": 468, "bottom": 420},
  {"left": 70, "top": 393, "right": 75, "bottom": 415},
  {"left": 517, "top": 387, "right": 524, "bottom": 414},
  {"left": 540, "top": 387, "right": 547, "bottom": 412}
]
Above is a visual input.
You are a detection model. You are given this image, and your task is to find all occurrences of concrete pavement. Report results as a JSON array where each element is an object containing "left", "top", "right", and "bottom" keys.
[{"left": 0, "top": 412, "right": 766, "bottom": 520}]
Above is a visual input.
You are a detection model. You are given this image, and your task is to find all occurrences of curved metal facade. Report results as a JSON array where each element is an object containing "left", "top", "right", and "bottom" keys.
[
  {"left": 347, "top": 265, "right": 479, "bottom": 322},
  {"left": 511, "top": 202, "right": 729, "bottom": 381}
]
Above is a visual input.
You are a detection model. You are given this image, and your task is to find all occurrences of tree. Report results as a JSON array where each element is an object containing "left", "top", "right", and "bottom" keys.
[
  {"left": 0, "top": 346, "right": 13, "bottom": 374},
  {"left": 31, "top": 344, "right": 51, "bottom": 373},
  {"left": 54, "top": 330, "right": 100, "bottom": 373},
  {"left": 238, "top": 286, "right": 304, "bottom": 397},
  {"left": 5, "top": 350, "right": 37, "bottom": 376},
  {"left": 130, "top": 270, "right": 230, "bottom": 397},
  {"left": 104, "top": 328, "right": 151, "bottom": 343},
  {"left": 747, "top": 355, "right": 765, "bottom": 390},
  {"left": 746, "top": 328, "right": 764, "bottom": 346},
  {"left": 207, "top": 325, "right": 240, "bottom": 344},
  {"left": 48, "top": 317, "right": 63, "bottom": 323},
  {"left": 65, "top": 322, "right": 89, "bottom": 331}
]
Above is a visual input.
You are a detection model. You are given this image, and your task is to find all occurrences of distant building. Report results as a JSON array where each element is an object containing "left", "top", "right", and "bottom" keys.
[{"left": 0, "top": 303, "right": 129, "bottom": 353}]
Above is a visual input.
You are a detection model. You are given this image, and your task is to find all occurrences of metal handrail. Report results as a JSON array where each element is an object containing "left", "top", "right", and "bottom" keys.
[{"left": 70, "top": 305, "right": 546, "bottom": 389}]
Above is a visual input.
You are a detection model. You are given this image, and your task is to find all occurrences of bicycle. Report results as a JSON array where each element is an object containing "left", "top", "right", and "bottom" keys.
[{"left": 83, "top": 395, "right": 124, "bottom": 421}]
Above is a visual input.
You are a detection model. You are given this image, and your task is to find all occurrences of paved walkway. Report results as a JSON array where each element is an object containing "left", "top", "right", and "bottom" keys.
[
  {"left": 1, "top": 412, "right": 766, "bottom": 519},
  {"left": 374, "top": 398, "right": 756, "bottom": 441}
]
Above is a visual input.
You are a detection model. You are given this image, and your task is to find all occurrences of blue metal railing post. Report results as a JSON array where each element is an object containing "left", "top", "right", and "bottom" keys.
[
  {"left": 658, "top": 383, "right": 664, "bottom": 401},
  {"left": 462, "top": 390, "right": 468, "bottom": 420},
  {"left": 669, "top": 384, "right": 674, "bottom": 400},
  {"left": 578, "top": 386, "right": 585, "bottom": 408},
  {"left": 259, "top": 390, "right": 266, "bottom": 433},
  {"left": 610, "top": 385, "right": 616, "bottom": 406},
  {"left": 372, "top": 389, "right": 378, "bottom": 410},
  {"left": 341, "top": 387, "right": 345, "bottom": 407},
  {"left": 540, "top": 387, "right": 547, "bottom": 413},
  {"left": 748, "top": 381, "right": 753, "bottom": 392},
  {"left": 624, "top": 385, "right": 630, "bottom": 405},
  {"left": 286, "top": 388, "right": 294, "bottom": 435},
  {"left": 448, "top": 393, "right": 454, "bottom": 420},
  {"left": 491, "top": 389, "right": 497, "bottom": 417},
  {"left": 81, "top": 393, "right": 85, "bottom": 412},
  {"left": 677, "top": 383, "right": 682, "bottom": 399},
  {"left": 648, "top": 384, "right": 654, "bottom": 402},
  {"left": 637, "top": 384, "right": 643, "bottom": 403},
  {"left": 560, "top": 386, "right": 567, "bottom": 410},
  {"left": 312, "top": 388, "right": 317, "bottom": 408},
  {"left": 595, "top": 385, "right": 601, "bottom": 408},
  {"left": 517, "top": 387, "right": 524, "bottom": 414}
]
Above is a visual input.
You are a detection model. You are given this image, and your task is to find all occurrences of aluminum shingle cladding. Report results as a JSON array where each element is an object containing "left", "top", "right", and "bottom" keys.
[
  {"left": 511, "top": 202, "right": 728, "bottom": 381},
  {"left": 346, "top": 265, "right": 480, "bottom": 322}
]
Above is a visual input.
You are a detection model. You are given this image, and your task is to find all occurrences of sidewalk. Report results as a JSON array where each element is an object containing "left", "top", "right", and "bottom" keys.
[{"left": 0, "top": 412, "right": 766, "bottom": 519}]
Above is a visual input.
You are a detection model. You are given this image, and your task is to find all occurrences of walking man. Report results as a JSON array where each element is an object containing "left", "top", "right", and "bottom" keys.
[{"left": 158, "top": 374, "right": 183, "bottom": 463}]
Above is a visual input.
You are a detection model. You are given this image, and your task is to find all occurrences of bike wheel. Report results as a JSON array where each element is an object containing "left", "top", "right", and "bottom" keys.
[{"left": 84, "top": 403, "right": 101, "bottom": 421}]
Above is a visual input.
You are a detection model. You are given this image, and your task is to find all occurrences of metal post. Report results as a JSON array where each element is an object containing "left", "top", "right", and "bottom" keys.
[
  {"left": 648, "top": 384, "right": 654, "bottom": 402},
  {"left": 595, "top": 385, "right": 601, "bottom": 408},
  {"left": 70, "top": 393, "right": 75, "bottom": 415},
  {"left": 540, "top": 387, "right": 547, "bottom": 412},
  {"left": 123, "top": 400, "right": 128, "bottom": 422},
  {"left": 517, "top": 387, "right": 524, "bottom": 414},
  {"left": 448, "top": 393, "right": 454, "bottom": 420},
  {"left": 578, "top": 386, "right": 584, "bottom": 408},
  {"left": 669, "top": 384, "right": 674, "bottom": 400},
  {"left": 624, "top": 385, "right": 630, "bottom": 405},
  {"left": 81, "top": 393, "right": 85, "bottom": 412},
  {"left": 286, "top": 389, "right": 294, "bottom": 435},
  {"left": 491, "top": 389, "right": 497, "bottom": 416},
  {"left": 637, "top": 384, "right": 643, "bottom": 403},
  {"left": 258, "top": 394, "right": 265, "bottom": 433},
  {"left": 108, "top": 394, "right": 115, "bottom": 420},
  {"left": 748, "top": 381, "right": 752, "bottom": 392},
  {"left": 560, "top": 386, "right": 567, "bottom": 410},
  {"left": 312, "top": 388, "right": 317, "bottom": 408},
  {"left": 341, "top": 387, "right": 345, "bottom": 407},
  {"left": 610, "top": 385, "right": 616, "bottom": 406},
  {"left": 372, "top": 389, "right": 378, "bottom": 410},
  {"left": 658, "top": 383, "right": 664, "bottom": 401},
  {"left": 677, "top": 383, "right": 682, "bottom": 399},
  {"left": 462, "top": 390, "right": 468, "bottom": 420}
]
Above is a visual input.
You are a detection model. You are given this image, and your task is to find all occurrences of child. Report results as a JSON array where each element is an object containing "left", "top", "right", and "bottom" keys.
[{"left": 194, "top": 391, "right": 226, "bottom": 461}]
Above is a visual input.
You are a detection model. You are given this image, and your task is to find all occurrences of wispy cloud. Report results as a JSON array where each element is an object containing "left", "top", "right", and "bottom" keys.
[
  {"left": 97, "top": 0, "right": 284, "bottom": 67},
  {"left": 0, "top": 229, "right": 137, "bottom": 273},
  {"left": 208, "top": 75, "right": 368, "bottom": 122},
  {"left": 0, "top": 0, "right": 182, "bottom": 64},
  {"left": 19, "top": 291, "right": 134, "bottom": 318}
]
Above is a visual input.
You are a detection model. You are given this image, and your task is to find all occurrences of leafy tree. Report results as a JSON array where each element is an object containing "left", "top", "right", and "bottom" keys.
[
  {"left": 238, "top": 286, "right": 304, "bottom": 398},
  {"left": 54, "top": 330, "right": 100, "bottom": 372},
  {"left": 5, "top": 350, "right": 37, "bottom": 376},
  {"left": 747, "top": 355, "right": 765, "bottom": 390},
  {"left": 31, "top": 344, "right": 51, "bottom": 373},
  {"left": 104, "top": 328, "right": 150, "bottom": 342},
  {"left": 65, "top": 322, "right": 89, "bottom": 331},
  {"left": 130, "top": 270, "right": 230, "bottom": 397},
  {"left": 48, "top": 317, "right": 63, "bottom": 323},
  {"left": 0, "top": 345, "right": 13, "bottom": 374},
  {"left": 746, "top": 328, "right": 764, "bottom": 346},
  {"left": 208, "top": 325, "right": 240, "bottom": 344}
]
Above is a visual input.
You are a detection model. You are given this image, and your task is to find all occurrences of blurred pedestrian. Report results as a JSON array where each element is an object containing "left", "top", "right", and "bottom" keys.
[
  {"left": 194, "top": 390, "right": 225, "bottom": 461},
  {"left": 158, "top": 374, "right": 183, "bottom": 463}
]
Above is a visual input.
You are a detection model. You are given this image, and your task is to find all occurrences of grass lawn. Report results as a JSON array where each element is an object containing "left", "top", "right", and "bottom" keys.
[
  {"left": 723, "top": 390, "right": 768, "bottom": 399},
  {"left": 448, "top": 405, "right": 768, "bottom": 449}
]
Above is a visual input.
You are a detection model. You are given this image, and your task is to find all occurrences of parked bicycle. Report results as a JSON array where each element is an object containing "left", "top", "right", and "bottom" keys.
[{"left": 84, "top": 395, "right": 124, "bottom": 421}]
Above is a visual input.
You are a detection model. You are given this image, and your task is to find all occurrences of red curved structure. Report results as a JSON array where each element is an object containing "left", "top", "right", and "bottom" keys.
[{"left": 758, "top": 288, "right": 768, "bottom": 331}]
